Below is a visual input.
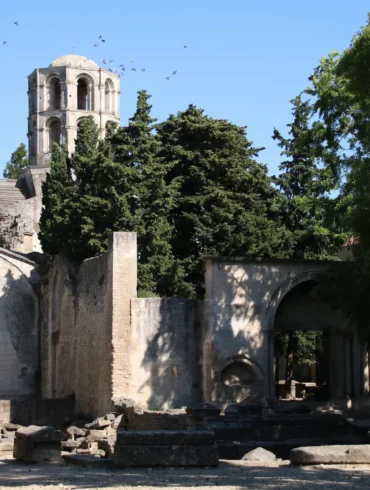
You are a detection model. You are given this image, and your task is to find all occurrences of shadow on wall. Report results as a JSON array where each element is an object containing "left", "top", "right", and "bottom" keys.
[
  {"left": 205, "top": 262, "right": 279, "bottom": 404},
  {"left": 0, "top": 267, "right": 39, "bottom": 396},
  {"left": 138, "top": 299, "right": 201, "bottom": 410}
]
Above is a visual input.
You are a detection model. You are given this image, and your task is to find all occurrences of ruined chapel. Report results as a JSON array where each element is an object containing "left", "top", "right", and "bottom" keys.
[{"left": 0, "top": 54, "right": 369, "bottom": 424}]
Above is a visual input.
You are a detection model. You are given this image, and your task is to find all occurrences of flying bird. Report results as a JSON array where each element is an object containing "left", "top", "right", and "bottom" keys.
[
  {"left": 109, "top": 60, "right": 114, "bottom": 63},
  {"left": 108, "top": 68, "right": 113, "bottom": 72},
  {"left": 130, "top": 58, "right": 134, "bottom": 63},
  {"left": 166, "top": 77, "right": 170, "bottom": 80},
  {"left": 94, "top": 44, "right": 99, "bottom": 47},
  {"left": 102, "top": 59, "right": 107, "bottom": 64},
  {"left": 14, "top": 21, "right": 19, "bottom": 26},
  {"left": 172, "top": 70, "right": 177, "bottom": 75},
  {"left": 131, "top": 68, "right": 136, "bottom": 71},
  {"left": 183, "top": 45, "right": 188, "bottom": 49},
  {"left": 98, "top": 36, "right": 105, "bottom": 42},
  {"left": 3, "top": 41, "right": 7, "bottom": 45},
  {"left": 141, "top": 68, "right": 145, "bottom": 72}
]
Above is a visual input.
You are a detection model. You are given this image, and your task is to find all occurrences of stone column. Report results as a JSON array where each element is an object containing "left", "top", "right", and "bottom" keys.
[
  {"left": 268, "top": 331, "right": 276, "bottom": 399},
  {"left": 108, "top": 232, "right": 137, "bottom": 402}
]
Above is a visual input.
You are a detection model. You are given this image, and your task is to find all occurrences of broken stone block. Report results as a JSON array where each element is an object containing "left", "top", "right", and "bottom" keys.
[
  {"left": 98, "top": 438, "right": 116, "bottom": 457},
  {"left": 90, "top": 448, "right": 106, "bottom": 457},
  {"left": 66, "top": 426, "right": 86, "bottom": 437},
  {"left": 242, "top": 447, "right": 277, "bottom": 462},
  {"left": 16, "top": 425, "right": 66, "bottom": 442},
  {"left": 87, "top": 429, "right": 108, "bottom": 441},
  {"left": 3, "top": 423, "right": 21, "bottom": 431},
  {"left": 76, "top": 437, "right": 86, "bottom": 444},
  {"left": 85, "top": 418, "right": 111, "bottom": 430},
  {"left": 113, "top": 415, "right": 123, "bottom": 429},
  {"left": 105, "top": 413, "right": 116, "bottom": 422},
  {"left": 14, "top": 425, "right": 65, "bottom": 464},
  {"left": 114, "top": 444, "right": 219, "bottom": 467},
  {"left": 61, "top": 440, "right": 79, "bottom": 452},
  {"left": 290, "top": 445, "right": 370, "bottom": 465},
  {"left": 13, "top": 438, "right": 61, "bottom": 463}
]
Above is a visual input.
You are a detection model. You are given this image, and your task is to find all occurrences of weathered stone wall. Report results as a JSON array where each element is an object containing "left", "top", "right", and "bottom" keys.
[
  {"left": 0, "top": 250, "right": 39, "bottom": 396},
  {"left": 40, "top": 255, "right": 77, "bottom": 399},
  {"left": 202, "top": 258, "right": 364, "bottom": 404},
  {"left": 74, "top": 253, "right": 113, "bottom": 417},
  {"left": 129, "top": 299, "right": 202, "bottom": 409}
]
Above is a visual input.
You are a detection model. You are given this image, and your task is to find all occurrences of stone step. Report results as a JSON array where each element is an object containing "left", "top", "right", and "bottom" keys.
[
  {"left": 63, "top": 454, "right": 113, "bottom": 467},
  {"left": 217, "top": 436, "right": 370, "bottom": 460}
]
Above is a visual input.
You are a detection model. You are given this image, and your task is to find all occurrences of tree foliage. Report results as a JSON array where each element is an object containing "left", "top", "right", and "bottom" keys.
[
  {"left": 306, "top": 15, "right": 370, "bottom": 342},
  {"left": 3, "top": 143, "right": 29, "bottom": 179},
  {"left": 157, "top": 105, "right": 293, "bottom": 297},
  {"left": 273, "top": 95, "right": 344, "bottom": 260}
]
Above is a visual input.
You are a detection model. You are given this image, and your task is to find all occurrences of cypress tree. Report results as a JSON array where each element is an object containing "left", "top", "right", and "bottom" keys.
[{"left": 157, "top": 105, "right": 292, "bottom": 297}]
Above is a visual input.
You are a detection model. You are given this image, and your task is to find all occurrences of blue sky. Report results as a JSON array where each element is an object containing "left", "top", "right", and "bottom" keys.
[{"left": 0, "top": 0, "right": 368, "bottom": 177}]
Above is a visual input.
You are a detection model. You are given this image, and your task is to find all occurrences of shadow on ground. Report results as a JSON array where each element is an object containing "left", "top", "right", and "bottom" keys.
[{"left": 0, "top": 458, "right": 369, "bottom": 489}]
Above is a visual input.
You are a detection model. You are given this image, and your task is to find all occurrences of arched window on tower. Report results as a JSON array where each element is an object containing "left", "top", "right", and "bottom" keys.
[
  {"left": 77, "top": 78, "right": 89, "bottom": 110},
  {"left": 105, "top": 79, "right": 114, "bottom": 115},
  {"left": 48, "top": 77, "right": 61, "bottom": 110},
  {"left": 47, "top": 119, "right": 62, "bottom": 153}
]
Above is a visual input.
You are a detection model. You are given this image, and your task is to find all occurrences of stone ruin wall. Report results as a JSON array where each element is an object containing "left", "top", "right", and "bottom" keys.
[
  {"left": 0, "top": 251, "right": 39, "bottom": 397},
  {"left": 129, "top": 298, "right": 202, "bottom": 410},
  {"left": 41, "top": 232, "right": 202, "bottom": 418}
]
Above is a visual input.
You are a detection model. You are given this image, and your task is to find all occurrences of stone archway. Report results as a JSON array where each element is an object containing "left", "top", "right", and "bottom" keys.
[{"left": 266, "top": 273, "right": 349, "bottom": 401}]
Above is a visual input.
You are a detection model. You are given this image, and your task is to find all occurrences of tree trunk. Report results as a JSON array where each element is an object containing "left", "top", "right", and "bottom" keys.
[{"left": 285, "top": 331, "right": 294, "bottom": 398}]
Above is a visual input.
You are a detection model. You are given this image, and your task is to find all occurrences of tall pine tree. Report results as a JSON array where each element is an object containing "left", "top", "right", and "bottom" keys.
[
  {"left": 157, "top": 105, "right": 293, "bottom": 297},
  {"left": 273, "top": 95, "right": 342, "bottom": 260}
]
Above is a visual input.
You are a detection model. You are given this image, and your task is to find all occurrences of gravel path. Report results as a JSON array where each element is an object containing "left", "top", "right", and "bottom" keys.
[{"left": 1, "top": 454, "right": 370, "bottom": 490}]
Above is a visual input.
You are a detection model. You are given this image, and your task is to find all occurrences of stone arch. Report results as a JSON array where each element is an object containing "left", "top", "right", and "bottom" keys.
[
  {"left": 266, "top": 271, "right": 320, "bottom": 331},
  {"left": 45, "top": 117, "right": 62, "bottom": 153},
  {"left": 76, "top": 73, "right": 94, "bottom": 111},
  {"left": 104, "top": 78, "right": 114, "bottom": 115},
  {"left": 46, "top": 74, "right": 61, "bottom": 110},
  {"left": 0, "top": 255, "right": 38, "bottom": 395},
  {"left": 221, "top": 355, "right": 264, "bottom": 383}
]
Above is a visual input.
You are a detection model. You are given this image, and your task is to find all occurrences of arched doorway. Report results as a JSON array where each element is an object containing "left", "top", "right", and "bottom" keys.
[{"left": 273, "top": 280, "right": 330, "bottom": 401}]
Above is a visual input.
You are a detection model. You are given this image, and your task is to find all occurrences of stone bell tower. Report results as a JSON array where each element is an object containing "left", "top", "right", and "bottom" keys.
[{"left": 27, "top": 54, "right": 120, "bottom": 166}]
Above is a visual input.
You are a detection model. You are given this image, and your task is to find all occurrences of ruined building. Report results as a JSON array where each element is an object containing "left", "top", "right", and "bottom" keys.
[{"left": 0, "top": 55, "right": 369, "bottom": 425}]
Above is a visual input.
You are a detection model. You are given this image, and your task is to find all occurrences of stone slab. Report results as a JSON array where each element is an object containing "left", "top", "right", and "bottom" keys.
[
  {"left": 66, "top": 426, "right": 86, "bottom": 437},
  {"left": 114, "top": 444, "right": 219, "bottom": 467},
  {"left": 13, "top": 438, "right": 61, "bottom": 463},
  {"left": 290, "top": 445, "right": 370, "bottom": 465},
  {"left": 87, "top": 429, "right": 108, "bottom": 442},
  {"left": 116, "top": 430, "right": 215, "bottom": 446},
  {"left": 16, "top": 426, "right": 66, "bottom": 442},
  {"left": 63, "top": 454, "right": 113, "bottom": 468},
  {"left": 242, "top": 447, "right": 277, "bottom": 462},
  {"left": 85, "top": 418, "right": 111, "bottom": 430}
]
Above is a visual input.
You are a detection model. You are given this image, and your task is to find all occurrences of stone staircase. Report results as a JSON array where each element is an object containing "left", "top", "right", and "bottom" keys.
[
  {"left": 0, "top": 181, "right": 25, "bottom": 202},
  {"left": 203, "top": 410, "right": 370, "bottom": 460}
]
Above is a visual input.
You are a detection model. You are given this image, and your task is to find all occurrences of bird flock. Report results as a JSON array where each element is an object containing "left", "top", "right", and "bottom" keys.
[
  {"left": 93, "top": 35, "right": 187, "bottom": 80},
  {"left": 3, "top": 23, "right": 188, "bottom": 82}
]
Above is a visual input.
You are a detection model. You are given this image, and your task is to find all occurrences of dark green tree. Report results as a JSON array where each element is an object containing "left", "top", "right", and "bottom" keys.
[
  {"left": 108, "top": 91, "right": 179, "bottom": 296},
  {"left": 3, "top": 143, "right": 29, "bottom": 179},
  {"left": 273, "top": 95, "right": 343, "bottom": 260},
  {"left": 156, "top": 105, "right": 293, "bottom": 297},
  {"left": 39, "top": 143, "right": 75, "bottom": 256}
]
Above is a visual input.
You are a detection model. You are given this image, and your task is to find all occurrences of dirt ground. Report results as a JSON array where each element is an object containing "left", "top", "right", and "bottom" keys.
[{"left": 1, "top": 453, "right": 370, "bottom": 490}]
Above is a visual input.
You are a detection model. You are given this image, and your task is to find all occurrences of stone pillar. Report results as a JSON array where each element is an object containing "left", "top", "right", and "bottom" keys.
[
  {"left": 268, "top": 331, "right": 276, "bottom": 399},
  {"left": 328, "top": 331, "right": 346, "bottom": 400},
  {"left": 108, "top": 232, "right": 137, "bottom": 402}
]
